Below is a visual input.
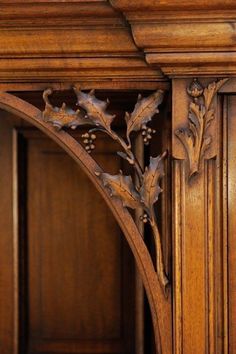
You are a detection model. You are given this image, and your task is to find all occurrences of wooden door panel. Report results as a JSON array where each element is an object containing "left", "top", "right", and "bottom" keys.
[{"left": 22, "top": 134, "right": 135, "bottom": 354}]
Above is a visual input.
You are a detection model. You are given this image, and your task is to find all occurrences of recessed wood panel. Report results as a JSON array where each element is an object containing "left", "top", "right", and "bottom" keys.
[{"left": 19, "top": 133, "right": 136, "bottom": 354}]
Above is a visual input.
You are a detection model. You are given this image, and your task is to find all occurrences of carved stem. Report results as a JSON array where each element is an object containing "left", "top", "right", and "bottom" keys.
[
  {"left": 149, "top": 205, "right": 169, "bottom": 294},
  {"left": 106, "top": 128, "right": 144, "bottom": 185}
]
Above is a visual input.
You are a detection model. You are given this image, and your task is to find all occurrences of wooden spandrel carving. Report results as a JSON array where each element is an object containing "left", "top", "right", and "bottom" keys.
[{"left": 42, "top": 87, "right": 169, "bottom": 293}]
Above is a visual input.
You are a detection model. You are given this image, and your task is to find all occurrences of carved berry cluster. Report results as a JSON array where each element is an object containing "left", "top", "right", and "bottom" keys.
[
  {"left": 140, "top": 213, "right": 149, "bottom": 223},
  {"left": 141, "top": 124, "right": 156, "bottom": 145},
  {"left": 81, "top": 132, "right": 96, "bottom": 154}
]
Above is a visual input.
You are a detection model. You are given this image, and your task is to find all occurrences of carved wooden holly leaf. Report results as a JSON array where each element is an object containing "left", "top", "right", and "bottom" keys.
[
  {"left": 42, "top": 88, "right": 90, "bottom": 130},
  {"left": 96, "top": 171, "right": 141, "bottom": 209},
  {"left": 140, "top": 153, "right": 166, "bottom": 210},
  {"left": 74, "top": 87, "right": 115, "bottom": 132},
  {"left": 125, "top": 90, "right": 164, "bottom": 146},
  {"left": 43, "top": 103, "right": 89, "bottom": 130}
]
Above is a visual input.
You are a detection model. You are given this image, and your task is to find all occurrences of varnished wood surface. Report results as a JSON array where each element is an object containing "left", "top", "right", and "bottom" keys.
[
  {"left": 1, "top": 1, "right": 236, "bottom": 352},
  {"left": 227, "top": 96, "right": 236, "bottom": 353},
  {"left": 2, "top": 0, "right": 236, "bottom": 81},
  {"left": 111, "top": 1, "right": 236, "bottom": 77},
  {"left": 0, "top": 117, "right": 137, "bottom": 353},
  {"left": 0, "top": 91, "right": 172, "bottom": 354},
  {"left": 0, "top": 0, "right": 164, "bottom": 83},
  {"left": 26, "top": 135, "right": 135, "bottom": 353},
  {"left": 171, "top": 79, "right": 236, "bottom": 353}
]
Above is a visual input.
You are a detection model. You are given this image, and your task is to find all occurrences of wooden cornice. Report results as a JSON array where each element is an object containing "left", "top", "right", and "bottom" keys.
[
  {"left": 111, "top": 0, "right": 236, "bottom": 77},
  {"left": 0, "top": 1, "right": 164, "bottom": 85},
  {"left": 2, "top": 1, "right": 236, "bottom": 82}
]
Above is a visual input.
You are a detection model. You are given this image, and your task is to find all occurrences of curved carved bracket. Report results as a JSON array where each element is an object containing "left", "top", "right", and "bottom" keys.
[
  {"left": 42, "top": 86, "right": 169, "bottom": 293},
  {"left": 0, "top": 90, "right": 172, "bottom": 354},
  {"left": 175, "top": 78, "right": 228, "bottom": 180}
]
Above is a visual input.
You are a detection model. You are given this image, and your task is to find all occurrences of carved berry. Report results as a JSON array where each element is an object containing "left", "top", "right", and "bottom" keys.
[
  {"left": 82, "top": 132, "right": 97, "bottom": 154},
  {"left": 141, "top": 124, "right": 156, "bottom": 145},
  {"left": 140, "top": 213, "right": 149, "bottom": 223}
]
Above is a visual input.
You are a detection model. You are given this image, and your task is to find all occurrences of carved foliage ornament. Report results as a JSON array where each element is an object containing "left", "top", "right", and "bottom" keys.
[
  {"left": 42, "top": 87, "right": 168, "bottom": 293},
  {"left": 175, "top": 78, "right": 228, "bottom": 179}
]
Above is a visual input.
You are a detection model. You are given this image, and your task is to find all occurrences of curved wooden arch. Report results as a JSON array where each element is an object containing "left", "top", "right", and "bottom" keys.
[{"left": 0, "top": 91, "right": 172, "bottom": 354}]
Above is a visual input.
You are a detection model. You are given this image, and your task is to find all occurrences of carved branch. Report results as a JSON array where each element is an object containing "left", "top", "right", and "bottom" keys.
[
  {"left": 42, "top": 87, "right": 168, "bottom": 294},
  {"left": 175, "top": 78, "right": 228, "bottom": 179}
]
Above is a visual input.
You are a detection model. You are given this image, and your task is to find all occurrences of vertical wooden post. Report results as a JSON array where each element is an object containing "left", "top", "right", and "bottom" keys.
[{"left": 172, "top": 78, "right": 226, "bottom": 354}]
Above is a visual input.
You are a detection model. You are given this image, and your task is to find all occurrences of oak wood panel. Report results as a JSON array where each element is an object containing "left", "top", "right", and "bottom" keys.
[
  {"left": 22, "top": 134, "right": 136, "bottom": 354},
  {"left": 0, "top": 112, "right": 138, "bottom": 354}
]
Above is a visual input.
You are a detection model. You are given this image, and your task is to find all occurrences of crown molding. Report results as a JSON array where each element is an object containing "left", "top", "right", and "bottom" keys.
[
  {"left": 110, "top": 0, "right": 236, "bottom": 77},
  {"left": 1, "top": 1, "right": 236, "bottom": 81},
  {"left": 0, "top": 1, "right": 164, "bottom": 84}
]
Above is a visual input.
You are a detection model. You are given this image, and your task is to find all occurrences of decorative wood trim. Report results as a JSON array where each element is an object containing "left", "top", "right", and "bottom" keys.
[
  {"left": 110, "top": 1, "right": 236, "bottom": 77},
  {"left": 0, "top": 90, "right": 172, "bottom": 354},
  {"left": 175, "top": 78, "right": 228, "bottom": 180},
  {"left": 0, "top": 1, "right": 164, "bottom": 82},
  {"left": 42, "top": 87, "right": 169, "bottom": 293}
]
